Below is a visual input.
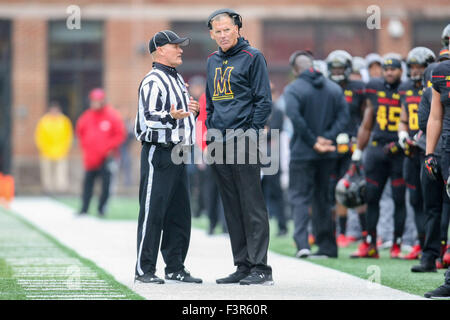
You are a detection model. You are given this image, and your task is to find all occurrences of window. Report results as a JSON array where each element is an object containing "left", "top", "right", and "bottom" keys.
[
  {"left": 170, "top": 21, "right": 217, "bottom": 82},
  {"left": 48, "top": 21, "right": 103, "bottom": 123},
  {"left": 413, "top": 20, "right": 449, "bottom": 56},
  {"left": 0, "top": 20, "right": 11, "bottom": 173},
  {"left": 263, "top": 20, "right": 377, "bottom": 92}
]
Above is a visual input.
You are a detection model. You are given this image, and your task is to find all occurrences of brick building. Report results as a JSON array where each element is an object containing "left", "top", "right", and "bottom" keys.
[{"left": 0, "top": 0, "right": 449, "bottom": 193}]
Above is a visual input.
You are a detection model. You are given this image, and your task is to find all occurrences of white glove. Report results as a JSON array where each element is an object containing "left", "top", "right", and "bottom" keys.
[
  {"left": 352, "top": 148, "right": 362, "bottom": 162},
  {"left": 398, "top": 130, "right": 409, "bottom": 149},
  {"left": 336, "top": 133, "right": 350, "bottom": 145}
]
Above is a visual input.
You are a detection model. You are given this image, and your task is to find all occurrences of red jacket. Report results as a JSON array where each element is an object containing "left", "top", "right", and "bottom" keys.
[
  {"left": 76, "top": 105, "right": 126, "bottom": 170},
  {"left": 196, "top": 93, "right": 208, "bottom": 151}
]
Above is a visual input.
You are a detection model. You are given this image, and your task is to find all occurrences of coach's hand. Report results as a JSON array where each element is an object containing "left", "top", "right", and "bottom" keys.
[
  {"left": 313, "top": 136, "right": 336, "bottom": 153},
  {"left": 170, "top": 104, "right": 190, "bottom": 119},
  {"left": 424, "top": 154, "right": 440, "bottom": 181}
]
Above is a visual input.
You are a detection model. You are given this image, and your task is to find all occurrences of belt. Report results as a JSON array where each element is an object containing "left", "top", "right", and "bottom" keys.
[
  {"left": 370, "top": 139, "right": 395, "bottom": 147},
  {"left": 142, "top": 141, "right": 179, "bottom": 148},
  {"left": 157, "top": 142, "right": 178, "bottom": 149}
]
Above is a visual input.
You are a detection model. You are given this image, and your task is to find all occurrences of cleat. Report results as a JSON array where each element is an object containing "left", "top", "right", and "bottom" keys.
[
  {"left": 165, "top": 268, "right": 202, "bottom": 284},
  {"left": 424, "top": 285, "right": 450, "bottom": 299},
  {"left": 411, "top": 263, "right": 437, "bottom": 273},
  {"left": 134, "top": 273, "right": 165, "bottom": 284},
  {"left": 443, "top": 245, "right": 450, "bottom": 267},
  {"left": 337, "top": 234, "right": 350, "bottom": 248},
  {"left": 403, "top": 244, "right": 422, "bottom": 260},
  {"left": 436, "top": 258, "right": 445, "bottom": 270},
  {"left": 350, "top": 241, "right": 379, "bottom": 258},
  {"left": 346, "top": 235, "right": 357, "bottom": 244},
  {"left": 295, "top": 248, "right": 311, "bottom": 259},
  {"left": 216, "top": 268, "right": 250, "bottom": 284},
  {"left": 390, "top": 243, "right": 402, "bottom": 259},
  {"left": 239, "top": 271, "right": 274, "bottom": 286}
]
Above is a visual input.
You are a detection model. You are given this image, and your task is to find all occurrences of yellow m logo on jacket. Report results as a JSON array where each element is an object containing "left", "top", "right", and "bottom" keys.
[{"left": 213, "top": 66, "right": 234, "bottom": 101}]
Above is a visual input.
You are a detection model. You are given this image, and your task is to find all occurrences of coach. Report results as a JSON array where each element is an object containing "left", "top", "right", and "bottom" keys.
[
  {"left": 205, "top": 8, "right": 273, "bottom": 285},
  {"left": 134, "top": 30, "right": 202, "bottom": 284},
  {"left": 284, "top": 51, "right": 349, "bottom": 259}
]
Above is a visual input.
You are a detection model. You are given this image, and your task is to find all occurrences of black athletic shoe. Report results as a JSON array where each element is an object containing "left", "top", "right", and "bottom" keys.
[
  {"left": 424, "top": 285, "right": 450, "bottom": 299},
  {"left": 165, "top": 268, "right": 202, "bottom": 284},
  {"left": 216, "top": 269, "right": 250, "bottom": 284},
  {"left": 239, "top": 271, "right": 274, "bottom": 286},
  {"left": 134, "top": 273, "right": 164, "bottom": 284},
  {"left": 309, "top": 251, "right": 338, "bottom": 259},
  {"left": 411, "top": 263, "right": 437, "bottom": 273}
]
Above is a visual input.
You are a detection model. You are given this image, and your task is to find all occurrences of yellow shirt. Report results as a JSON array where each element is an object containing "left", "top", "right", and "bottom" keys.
[{"left": 35, "top": 113, "right": 73, "bottom": 160}]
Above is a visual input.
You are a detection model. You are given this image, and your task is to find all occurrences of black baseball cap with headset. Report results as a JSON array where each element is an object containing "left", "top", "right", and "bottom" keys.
[{"left": 207, "top": 8, "right": 243, "bottom": 30}]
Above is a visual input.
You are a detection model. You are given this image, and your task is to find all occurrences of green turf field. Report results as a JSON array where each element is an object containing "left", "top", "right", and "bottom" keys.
[
  {"left": 267, "top": 221, "right": 446, "bottom": 297},
  {"left": 55, "top": 196, "right": 447, "bottom": 297},
  {"left": 0, "top": 206, "right": 143, "bottom": 300}
]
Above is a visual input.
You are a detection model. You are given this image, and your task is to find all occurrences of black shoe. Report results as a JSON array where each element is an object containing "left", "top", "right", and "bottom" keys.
[
  {"left": 309, "top": 251, "right": 338, "bottom": 259},
  {"left": 239, "top": 271, "right": 274, "bottom": 286},
  {"left": 165, "top": 268, "right": 202, "bottom": 284},
  {"left": 216, "top": 269, "right": 250, "bottom": 284},
  {"left": 411, "top": 263, "right": 437, "bottom": 273},
  {"left": 424, "top": 285, "right": 450, "bottom": 299},
  {"left": 134, "top": 273, "right": 164, "bottom": 284},
  {"left": 277, "top": 229, "right": 288, "bottom": 237}
]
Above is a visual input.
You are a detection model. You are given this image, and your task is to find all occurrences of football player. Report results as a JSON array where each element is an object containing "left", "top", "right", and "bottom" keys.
[
  {"left": 351, "top": 53, "right": 406, "bottom": 259},
  {"left": 398, "top": 47, "right": 436, "bottom": 260},
  {"left": 325, "top": 50, "right": 367, "bottom": 248}
]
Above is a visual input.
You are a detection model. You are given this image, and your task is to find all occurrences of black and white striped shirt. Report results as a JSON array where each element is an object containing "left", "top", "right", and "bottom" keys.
[{"left": 134, "top": 62, "right": 195, "bottom": 145}]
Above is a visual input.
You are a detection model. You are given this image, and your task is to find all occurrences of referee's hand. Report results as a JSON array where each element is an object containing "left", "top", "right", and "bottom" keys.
[
  {"left": 188, "top": 97, "right": 200, "bottom": 116},
  {"left": 170, "top": 104, "right": 190, "bottom": 119}
]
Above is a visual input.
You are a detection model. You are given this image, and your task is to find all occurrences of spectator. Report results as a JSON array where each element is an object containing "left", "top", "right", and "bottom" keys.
[
  {"left": 76, "top": 88, "right": 125, "bottom": 217},
  {"left": 34, "top": 101, "right": 73, "bottom": 194}
]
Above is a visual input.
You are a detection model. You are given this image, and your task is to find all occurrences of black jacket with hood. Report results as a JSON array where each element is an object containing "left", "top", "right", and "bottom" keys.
[
  {"left": 205, "top": 37, "right": 272, "bottom": 136},
  {"left": 283, "top": 68, "right": 350, "bottom": 161}
]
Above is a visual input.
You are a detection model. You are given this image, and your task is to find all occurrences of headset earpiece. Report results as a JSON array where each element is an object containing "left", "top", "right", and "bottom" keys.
[{"left": 207, "top": 9, "right": 242, "bottom": 30}]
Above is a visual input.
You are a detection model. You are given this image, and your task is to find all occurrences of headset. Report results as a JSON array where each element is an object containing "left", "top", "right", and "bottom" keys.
[{"left": 207, "top": 8, "right": 243, "bottom": 30}]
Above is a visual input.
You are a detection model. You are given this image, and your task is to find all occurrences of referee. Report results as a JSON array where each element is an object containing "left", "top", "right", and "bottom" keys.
[{"left": 134, "top": 30, "right": 202, "bottom": 284}]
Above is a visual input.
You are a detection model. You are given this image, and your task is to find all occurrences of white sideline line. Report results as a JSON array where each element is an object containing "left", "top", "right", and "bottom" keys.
[{"left": 10, "top": 197, "right": 424, "bottom": 300}]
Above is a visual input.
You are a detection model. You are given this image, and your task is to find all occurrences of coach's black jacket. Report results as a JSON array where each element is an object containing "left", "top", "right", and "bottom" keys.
[
  {"left": 283, "top": 68, "right": 350, "bottom": 161},
  {"left": 205, "top": 37, "right": 272, "bottom": 135}
]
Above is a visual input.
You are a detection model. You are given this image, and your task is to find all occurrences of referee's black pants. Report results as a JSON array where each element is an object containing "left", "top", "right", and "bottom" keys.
[
  {"left": 135, "top": 142, "right": 191, "bottom": 276},
  {"left": 209, "top": 139, "right": 272, "bottom": 274}
]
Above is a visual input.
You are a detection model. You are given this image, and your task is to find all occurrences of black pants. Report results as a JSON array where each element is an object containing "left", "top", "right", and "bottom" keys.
[
  {"left": 404, "top": 154, "right": 426, "bottom": 247},
  {"left": 289, "top": 159, "right": 337, "bottom": 257},
  {"left": 209, "top": 138, "right": 271, "bottom": 274},
  {"left": 329, "top": 152, "right": 352, "bottom": 204},
  {"left": 262, "top": 169, "right": 287, "bottom": 232},
  {"left": 364, "top": 145, "right": 406, "bottom": 243},
  {"left": 421, "top": 151, "right": 450, "bottom": 265},
  {"left": 204, "top": 165, "right": 227, "bottom": 233},
  {"left": 135, "top": 143, "right": 191, "bottom": 276},
  {"left": 80, "top": 158, "right": 113, "bottom": 215}
]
